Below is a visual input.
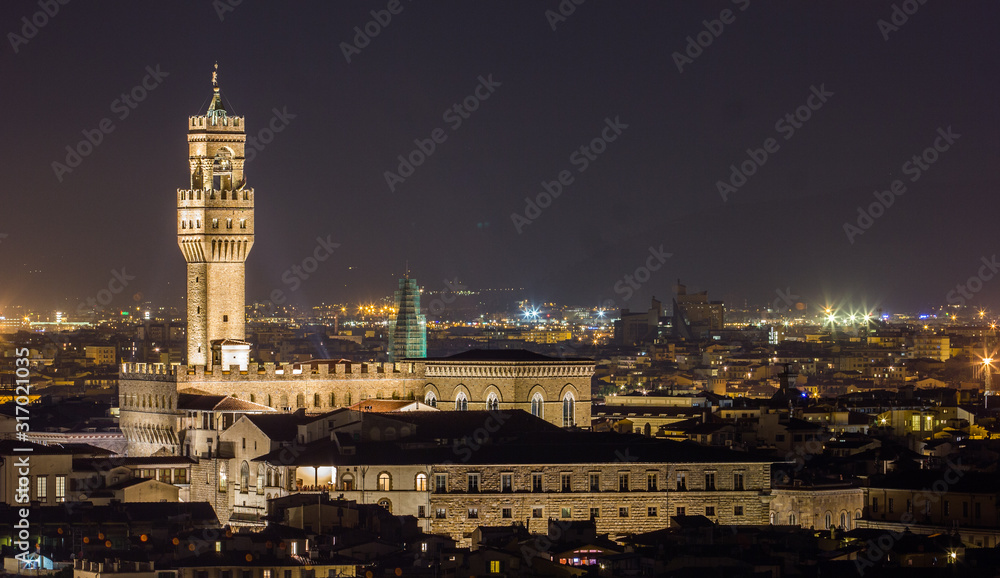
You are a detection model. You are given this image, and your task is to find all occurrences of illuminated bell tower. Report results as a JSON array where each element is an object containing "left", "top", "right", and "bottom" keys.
[{"left": 177, "top": 65, "right": 254, "bottom": 367}]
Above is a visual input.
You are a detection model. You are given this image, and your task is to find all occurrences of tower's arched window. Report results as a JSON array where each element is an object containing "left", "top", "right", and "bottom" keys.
[
  {"left": 455, "top": 393, "right": 468, "bottom": 411},
  {"left": 240, "top": 461, "right": 250, "bottom": 494},
  {"left": 425, "top": 392, "right": 437, "bottom": 408},
  {"left": 212, "top": 149, "right": 233, "bottom": 190},
  {"left": 486, "top": 392, "right": 499, "bottom": 411},
  {"left": 378, "top": 472, "right": 392, "bottom": 491},
  {"left": 182, "top": 221, "right": 187, "bottom": 229},
  {"left": 562, "top": 393, "right": 575, "bottom": 427},
  {"left": 296, "top": 393, "right": 305, "bottom": 407},
  {"left": 531, "top": 393, "right": 543, "bottom": 418}
]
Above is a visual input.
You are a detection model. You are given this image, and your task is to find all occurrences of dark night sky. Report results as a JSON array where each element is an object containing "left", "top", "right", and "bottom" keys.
[{"left": 2, "top": 1, "right": 998, "bottom": 315}]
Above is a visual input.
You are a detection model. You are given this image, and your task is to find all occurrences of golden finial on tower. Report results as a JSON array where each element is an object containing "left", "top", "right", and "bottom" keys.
[{"left": 212, "top": 62, "right": 219, "bottom": 88}]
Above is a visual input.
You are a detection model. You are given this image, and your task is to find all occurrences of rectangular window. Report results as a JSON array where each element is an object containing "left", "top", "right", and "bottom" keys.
[
  {"left": 647, "top": 506, "right": 657, "bottom": 517},
  {"left": 489, "top": 561, "right": 501, "bottom": 573},
  {"left": 906, "top": 499, "right": 912, "bottom": 513},
  {"left": 944, "top": 501, "right": 950, "bottom": 516},
  {"left": 590, "top": 507, "right": 600, "bottom": 518},
  {"left": 435, "top": 508, "right": 447, "bottom": 519},
  {"left": 37, "top": 475, "right": 48, "bottom": 501},
  {"left": 532, "top": 473, "right": 543, "bottom": 492},
  {"left": 888, "top": 498, "right": 894, "bottom": 513},
  {"left": 175, "top": 469, "right": 187, "bottom": 484},
  {"left": 263, "top": 571, "right": 272, "bottom": 578},
  {"left": 677, "top": 471, "right": 687, "bottom": 490},
  {"left": 468, "top": 508, "right": 479, "bottom": 519},
  {"left": 963, "top": 502, "right": 969, "bottom": 517},
  {"left": 676, "top": 506, "right": 686, "bottom": 516},
  {"left": 468, "top": 473, "right": 480, "bottom": 493},
  {"left": 647, "top": 472, "right": 658, "bottom": 491},
  {"left": 418, "top": 506, "right": 426, "bottom": 518},
  {"left": 735, "top": 505, "right": 744, "bottom": 516},
  {"left": 733, "top": 472, "right": 744, "bottom": 491},
  {"left": 912, "top": 415, "right": 921, "bottom": 431},
  {"left": 872, "top": 498, "right": 878, "bottom": 513},
  {"left": 705, "top": 472, "right": 716, "bottom": 490},
  {"left": 618, "top": 472, "right": 629, "bottom": 491},
  {"left": 561, "top": 473, "right": 572, "bottom": 492},
  {"left": 55, "top": 475, "right": 66, "bottom": 503},
  {"left": 561, "top": 507, "right": 571, "bottom": 519},
  {"left": 976, "top": 502, "right": 981, "bottom": 519},
  {"left": 775, "top": 434, "right": 785, "bottom": 442},
  {"left": 502, "top": 507, "right": 512, "bottom": 519},
  {"left": 706, "top": 506, "right": 715, "bottom": 516},
  {"left": 532, "top": 507, "right": 543, "bottom": 518},
  {"left": 435, "top": 474, "right": 447, "bottom": 493},
  {"left": 501, "top": 473, "right": 513, "bottom": 493},
  {"left": 619, "top": 507, "right": 629, "bottom": 517}
]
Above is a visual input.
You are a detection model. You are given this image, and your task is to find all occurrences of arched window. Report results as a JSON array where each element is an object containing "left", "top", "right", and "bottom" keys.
[
  {"left": 486, "top": 393, "right": 499, "bottom": 411},
  {"left": 266, "top": 469, "right": 273, "bottom": 487},
  {"left": 250, "top": 394, "right": 256, "bottom": 403},
  {"left": 296, "top": 393, "right": 305, "bottom": 407},
  {"left": 280, "top": 393, "right": 288, "bottom": 408},
  {"left": 182, "top": 221, "right": 187, "bottom": 229},
  {"left": 788, "top": 513, "right": 796, "bottom": 525},
  {"left": 824, "top": 512, "right": 832, "bottom": 530},
  {"left": 425, "top": 392, "right": 437, "bottom": 408},
  {"left": 341, "top": 473, "right": 354, "bottom": 491},
  {"left": 257, "top": 464, "right": 265, "bottom": 495},
  {"left": 330, "top": 393, "right": 336, "bottom": 407},
  {"left": 218, "top": 463, "right": 227, "bottom": 492},
  {"left": 377, "top": 498, "right": 392, "bottom": 513},
  {"left": 840, "top": 511, "right": 848, "bottom": 530},
  {"left": 415, "top": 473, "right": 427, "bottom": 491},
  {"left": 455, "top": 393, "right": 468, "bottom": 411},
  {"left": 562, "top": 393, "right": 575, "bottom": 427},
  {"left": 769, "top": 511, "right": 776, "bottom": 525},
  {"left": 378, "top": 472, "right": 392, "bottom": 491},
  {"left": 240, "top": 461, "right": 250, "bottom": 494},
  {"left": 531, "top": 393, "right": 543, "bottom": 418},
  {"left": 314, "top": 393, "right": 321, "bottom": 408}
]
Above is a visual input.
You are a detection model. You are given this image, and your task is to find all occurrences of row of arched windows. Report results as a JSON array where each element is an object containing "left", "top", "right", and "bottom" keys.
[
  {"left": 340, "top": 472, "right": 427, "bottom": 492},
  {"left": 422, "top": 390, "right": 576, "bottom": 426}
]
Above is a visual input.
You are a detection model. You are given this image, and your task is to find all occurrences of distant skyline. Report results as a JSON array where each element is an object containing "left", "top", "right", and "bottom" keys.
[{"left": 2, "top": 2, "right": 998, "bottom": 314}]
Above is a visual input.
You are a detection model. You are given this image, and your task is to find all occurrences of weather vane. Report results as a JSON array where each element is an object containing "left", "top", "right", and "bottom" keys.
[{"left": 212, "top": 62, "right": 218, "bottom": 87}]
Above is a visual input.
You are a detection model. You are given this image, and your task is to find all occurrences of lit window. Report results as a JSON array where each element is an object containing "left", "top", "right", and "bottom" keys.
[
  {"left": 531, "top": 393, "right": 543, "bottom": 418},
  {"left": 56, "top": 476, "right": 66, "bottom": 502},
  {"left": 415, "top": 473, "right": 427, "bottom": 491},
  {"left": 36, "top": 476, "right": 48, "bottom": 501},
  {"left": 562, "top": 393, "right": 575, "bottom": 427},
  {"left": 218, "top": 463, "right": 227, "bottom": 492},
  {"left": 378, "top": 473, "right": 391, "bottom": 491}
]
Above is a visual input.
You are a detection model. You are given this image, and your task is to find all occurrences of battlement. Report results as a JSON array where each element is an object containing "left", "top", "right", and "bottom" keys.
[
  {"left": 120, "top": 360, "right": 421, "bottom": 381},
  {"left": 178, "top": 188, "right": 254, "bottom": 206},
  {"left": 189, "top": 115, "right": 245, "bottom": 131}
]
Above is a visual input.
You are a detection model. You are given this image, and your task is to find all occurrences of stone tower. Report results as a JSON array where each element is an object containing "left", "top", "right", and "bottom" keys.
[{"left": 177, "top": 66, "right": 254, "bottom": 367}]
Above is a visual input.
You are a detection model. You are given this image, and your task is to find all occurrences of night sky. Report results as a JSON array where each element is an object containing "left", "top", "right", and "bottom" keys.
[{"left": 2, "top": 1, "right": 998, "bottom": 315}]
